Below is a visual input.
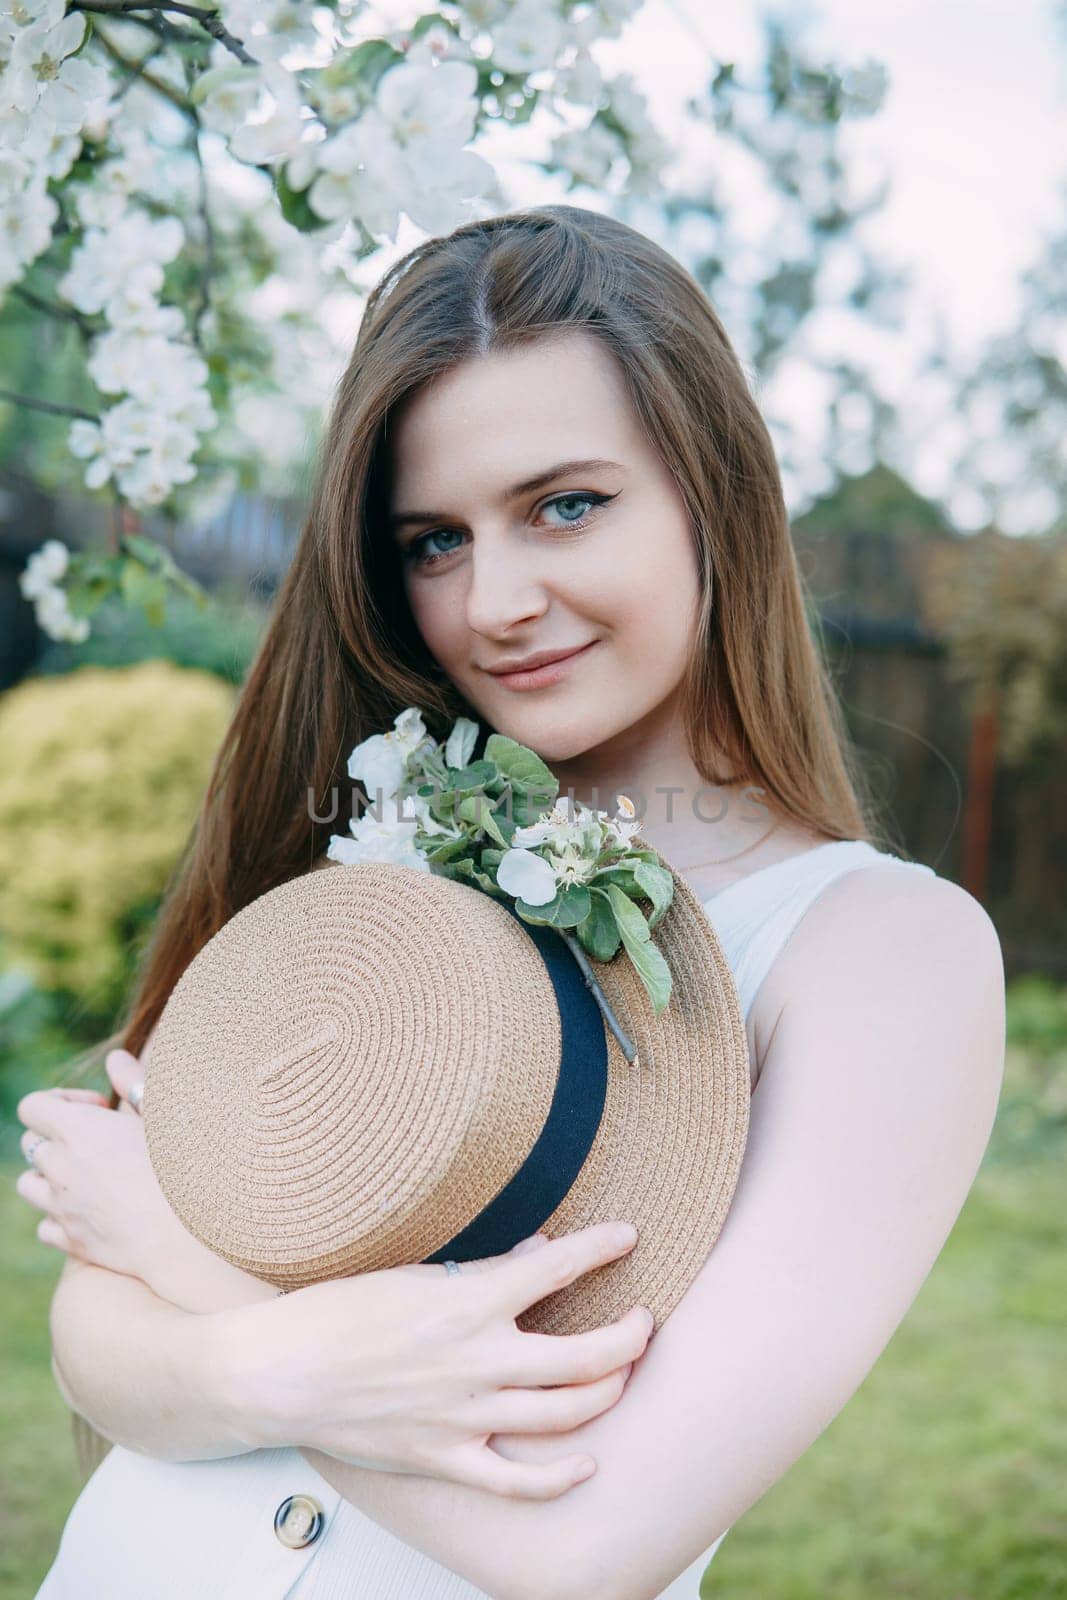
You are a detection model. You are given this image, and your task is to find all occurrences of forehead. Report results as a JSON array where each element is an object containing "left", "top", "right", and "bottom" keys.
[{"left": 388, "top": 332, "right": 644, "bottom": 503}]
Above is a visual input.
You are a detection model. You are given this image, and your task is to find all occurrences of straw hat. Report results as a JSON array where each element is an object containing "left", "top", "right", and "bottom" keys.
[{"left": 143, "top": 856, "right": 750, "bottom": 1336}]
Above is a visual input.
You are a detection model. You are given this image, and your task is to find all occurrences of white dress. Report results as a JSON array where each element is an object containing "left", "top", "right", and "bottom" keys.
[{"left": 35, "top": 840, "right": 934, "bottom": 1599}]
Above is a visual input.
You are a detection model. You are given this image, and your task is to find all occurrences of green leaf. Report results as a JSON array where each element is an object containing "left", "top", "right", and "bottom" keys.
[
  {"left": 483, "top": 734, "right": 557, "bottom": 802},
  {"left": 454, "top": 794, "right": 509, "bottom": 848},
  {"left": 578, "top": 887, "right": 622, "bottom": 961},
  {"left": 633, "top": 860, "right": 674, "bottom": 930},
  {"left": 318, "top": 37, "right": 405, "bottom": 95},
  {"left": 604, "top": 884, "right": 672, "bottom": 1015},
  {"left": 433, "top": 858, "right": 503, "bottom": 896},
  {"left": 120, "top": 536, "right": 209, "bottom": 607},
  {"left": 274, "top": 168, "right": 334, "bottom": 233},
  {"left": 591, "top": 865, "right": 641, "bottom": 893},
  {"left": 120, "top": 561, "right": 169, "bottom": 628},
  {"left": 419, "top": 835, "right": 470, "bottom": 865},
  {"left": 447, "top": 759, "right": 496, "bottom": 790},
  {"left": 515, "top": 883, "right": 591, "bottom": 930}
]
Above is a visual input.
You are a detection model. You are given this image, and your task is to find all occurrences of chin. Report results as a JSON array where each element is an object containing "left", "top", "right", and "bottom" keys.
[{"left": 486, "top": 705, "right": 619, "bottom": 766}]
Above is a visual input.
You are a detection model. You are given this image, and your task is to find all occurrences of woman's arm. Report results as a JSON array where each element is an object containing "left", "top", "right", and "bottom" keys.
[
  {"left": 285, "top": 870, "right": 1006, "bottom": 1600},
  {"left": 26, "top": 1102, "right": 650, "bottom": 1492},
  {"left": 48, "top": 1254, "right": 275, "bottom": 1459}
]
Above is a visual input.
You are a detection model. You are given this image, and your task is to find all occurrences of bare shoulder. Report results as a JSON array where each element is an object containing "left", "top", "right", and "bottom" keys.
[
  {"left": 755, "top": 870, "right": 1004, "bottom": 1120},
  {"left": 787, "top": 863, "right": 1002, "bottom": 995}
]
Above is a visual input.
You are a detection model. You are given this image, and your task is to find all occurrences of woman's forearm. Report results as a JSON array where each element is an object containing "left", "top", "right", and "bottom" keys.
[{"left": 49, "top": 1255, "right": 272, "bottom": 1461}]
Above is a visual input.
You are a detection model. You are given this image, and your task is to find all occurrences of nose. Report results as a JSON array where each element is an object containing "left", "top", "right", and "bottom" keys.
[{"left": 463, "top": 527, "right": 550, "bottom": 640}]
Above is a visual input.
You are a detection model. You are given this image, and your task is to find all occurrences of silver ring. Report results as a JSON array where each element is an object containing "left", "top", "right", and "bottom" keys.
[
  {"left": 442, "top": 1259, "right": 461, "bottom": 1277},
  {"left": 24, "top": 1134, "right": 47, "bottom": 1172},
  {"left": 126, "top": 1081, "right": 144, "bottom": 1114}
]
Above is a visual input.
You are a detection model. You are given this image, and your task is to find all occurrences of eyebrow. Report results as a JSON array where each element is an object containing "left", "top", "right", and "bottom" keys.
[{"left": 389, "top": 458, "right": 625, "bottom": 530}]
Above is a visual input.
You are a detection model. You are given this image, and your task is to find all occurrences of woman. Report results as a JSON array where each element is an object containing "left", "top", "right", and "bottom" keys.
[{"left": 16, "top": 205, "right": 1005, "bottom": 1599}]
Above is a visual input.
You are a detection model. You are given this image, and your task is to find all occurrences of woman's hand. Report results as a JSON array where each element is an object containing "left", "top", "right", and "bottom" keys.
[
  {"left": 228, "top": 1220, "right": 654, "bottom": 1501},
  {"left": 15, "top": 1051, "right": 274, "bottom": 1313}
]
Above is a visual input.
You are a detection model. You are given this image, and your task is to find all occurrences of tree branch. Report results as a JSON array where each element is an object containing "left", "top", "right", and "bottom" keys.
[
  {"left": 92, "top": 26, "right": 195, "bottom": 116},
  {"left": 71, "top": 0, "right": 258, "bottom": 66},
  {"left": 0, "top": 390, "right": 100, "bottom": 423},
  {"left": 10, "top": 284, "right": 98, "bottom": 339}
]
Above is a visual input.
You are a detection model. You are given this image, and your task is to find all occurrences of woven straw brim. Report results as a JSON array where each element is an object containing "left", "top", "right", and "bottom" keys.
[
  {"left": 513, "top": 861, "right": 750, "bottom": 1335},
  {"left": 143, "top": 858, "right": 749, "bottom": 1336}
]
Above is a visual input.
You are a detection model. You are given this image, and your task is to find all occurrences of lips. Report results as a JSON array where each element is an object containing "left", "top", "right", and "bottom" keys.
[{"left": 487, "top": 643, "right": 595, "bottom": 676}]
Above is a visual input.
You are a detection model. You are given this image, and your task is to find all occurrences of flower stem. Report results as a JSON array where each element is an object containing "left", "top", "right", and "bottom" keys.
[{"left": 558, "top": 930, "right": 639, "bottom": 1067}]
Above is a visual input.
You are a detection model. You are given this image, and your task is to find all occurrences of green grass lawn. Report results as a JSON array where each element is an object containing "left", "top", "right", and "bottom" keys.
[{"left": 2, "top": 1064, "right": 1064, "bottom": 1599}]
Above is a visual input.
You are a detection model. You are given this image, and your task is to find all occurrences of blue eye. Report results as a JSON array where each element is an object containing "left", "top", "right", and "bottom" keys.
[{"left": 404, "top": 491, "right": 616, "bottom": 570}]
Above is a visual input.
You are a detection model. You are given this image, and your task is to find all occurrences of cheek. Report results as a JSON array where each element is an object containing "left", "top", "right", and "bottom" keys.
[
  {"left": 594, "top": 521, "right": 701, "bottom": 640},
  {"left": 404, "top": 576, "right": 462, "bottom": 661}
]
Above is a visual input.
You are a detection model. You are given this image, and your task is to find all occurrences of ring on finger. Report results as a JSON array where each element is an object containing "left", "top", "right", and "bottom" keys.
[
  {"left": 126, "top": 1081, "right": 144, "bottom": 1114},
  {"left": 24, "top": 1133, "right": 48, "bottom": 1172}
]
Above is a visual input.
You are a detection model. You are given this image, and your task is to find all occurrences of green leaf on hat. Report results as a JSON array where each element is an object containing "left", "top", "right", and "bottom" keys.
[
  {"left": 633, "top": 860, "right": 674, "bottom": 930},
  {"left": 604, "top": 884, "right": 672, "bottom": 1015},
  {"left": 515, "top": 883, "right": 591, "bottom": 929},
  {"left": 579, "top": 888, "right": 623, "bottom": 961}
]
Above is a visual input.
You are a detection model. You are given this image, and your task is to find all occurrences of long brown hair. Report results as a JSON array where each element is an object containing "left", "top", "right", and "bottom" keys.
[{"left": 101, "top": 202, "right": 880, "bottom": 1067}]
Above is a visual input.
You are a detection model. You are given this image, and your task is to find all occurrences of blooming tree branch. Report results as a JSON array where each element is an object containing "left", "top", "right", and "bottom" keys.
[{"left": 1, "top": 0, "right": 889, "bottom": 644}]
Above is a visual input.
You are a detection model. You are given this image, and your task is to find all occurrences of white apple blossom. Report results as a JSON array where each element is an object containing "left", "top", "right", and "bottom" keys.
[
  {"left": 58, "top": 213, "right": 184, "bottom": 316},
  {"left": 403, "top": 23, "right": 473, "bottom": 68},
  {"left": 218, "top": 0, "right": 321, "bottom": 65},
  {"left": 192, "top": 65, "right": 264, "bottom": 137},
  {"left": 72, "top": 134, "right": 163, "bottom": 229},
  {"left": 308, "top": 59, "right": 493, "bottom": 240},
  {"left": 380, "top": 59, "right": 481, "bottom": 150},
  {"left": 346, "top": 707, "right": 434, "bottom": 803},
  {"left": 490, "top": 0, "right": 566, "bottom": 75},
  {"left": 555, "top": 49, "right": 604, "bottom": 108},
  {"left": 550, "top": 119, "right": 623, "bottom": 189},
  {"left": 456, "top": 0, "right": 511, "bottom": 29},
  {"left": 573, "top": 0, "right": 642, "bottom": 46},
  {"left": 496, "top": 846, "right": 559, "bottom": 905},
  {"left": 605, "top": 71, "right": 669, "bottom": 188},
  {"left": 18, "top": 537, "right": 69, "bottom": 596},
  {"left": 444, "top": 715, "right": 479, "bottom": 770},
  {"left": 326, "top": 790, "right": 432, "bottom": 873},
  {"left": 5, "top": 6, "right": 111, "bottom": 135},
  {"left": 228, "top": 64, "right": 315, "bottom": 183},
  {"left": 34, "top": 583, "right": 90, "bottom": 643},
  {"left": 0, "top": 159, "right": 57, "bottom": 292},
  {"left": 17, "top": 538, "right": 89, "bottom": 643}
]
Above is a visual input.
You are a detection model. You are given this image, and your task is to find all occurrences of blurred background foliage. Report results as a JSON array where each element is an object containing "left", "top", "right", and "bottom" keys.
[{"left": 0, "top": 660, "right": 234, "bottom": 1055}]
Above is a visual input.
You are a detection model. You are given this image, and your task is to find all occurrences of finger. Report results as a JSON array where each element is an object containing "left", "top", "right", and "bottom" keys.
[
  {"left": 37, "top": 1217, "right": 72, "bottom": 1252},
  {"left": 19, "top": 1131, "right": 58, "bottom": 1181},
  {"left": 448, "top": 1441, "right": 596, "bottom": 1501},
  {"left": 503, "top": 1304, "right": 654, "bottom": 1389},
  {"left": 105, "top": 1050, "right": 144, "bottom": 1113},
  {"left": 485, "top": 1220, "right": 639, "bottom": 1319},
  {"left": 15, "top": 1168, "right": 54, "bottom": 1213},
  {"left": 16, "top": 1089, "right": 84, "bottom": 1139},
  {"left": 470, "top": 1365, "right": 632, "bottom": 1436},
  {"left": 50, "top": 1088, "right": 111, "bottom": 1107}
]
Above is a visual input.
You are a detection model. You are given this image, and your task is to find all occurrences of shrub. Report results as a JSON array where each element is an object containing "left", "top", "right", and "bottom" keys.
[{"left": 0, "top": 661, "right": 233, "bottom": 1024}]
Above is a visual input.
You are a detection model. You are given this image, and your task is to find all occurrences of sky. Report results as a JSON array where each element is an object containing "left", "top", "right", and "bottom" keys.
[{"left": 292, "top": 0, "right": 1067, "bottom": 528}]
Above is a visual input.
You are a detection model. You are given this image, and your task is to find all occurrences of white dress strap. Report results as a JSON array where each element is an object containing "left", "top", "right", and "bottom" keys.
[{"left": 702, "top": 840, "right": 936, "bottom": 1022}]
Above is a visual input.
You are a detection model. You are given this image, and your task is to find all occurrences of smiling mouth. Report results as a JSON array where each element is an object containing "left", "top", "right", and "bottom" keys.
[{"left": 488, "top": 641, "right": 598, "bottom": 687}]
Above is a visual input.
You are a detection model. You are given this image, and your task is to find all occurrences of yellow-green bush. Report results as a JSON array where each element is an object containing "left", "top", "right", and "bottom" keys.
[{"left": 0, "top": 662, "right": 234, "bottom": 1021}]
